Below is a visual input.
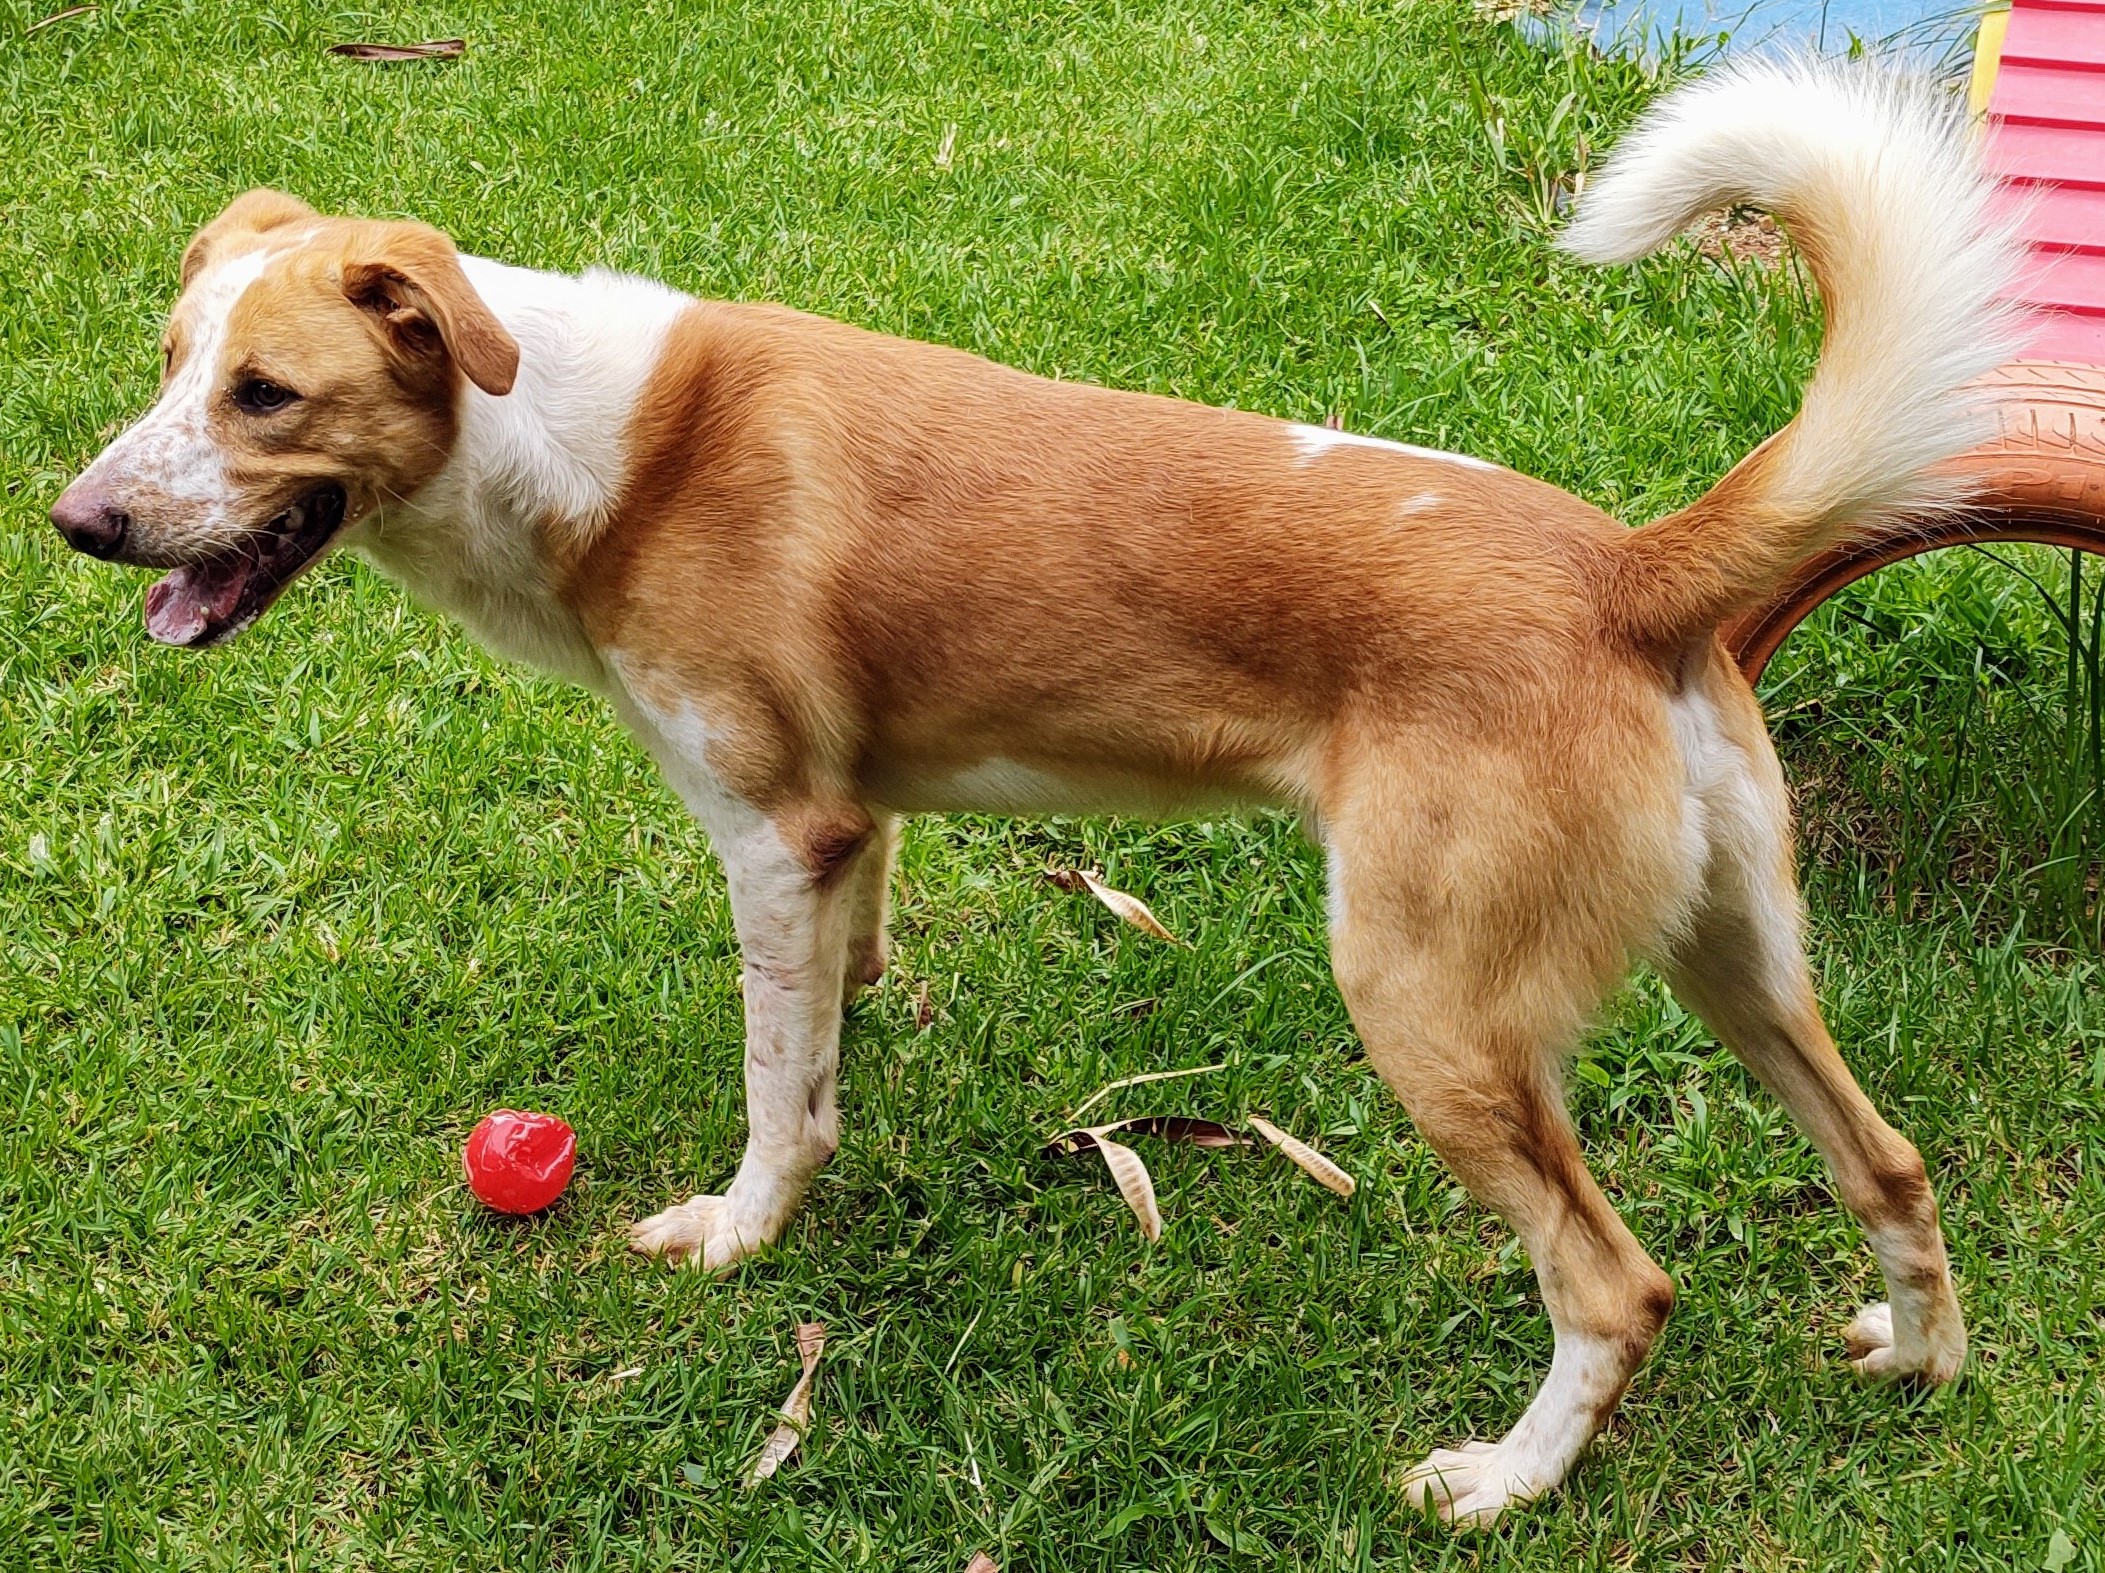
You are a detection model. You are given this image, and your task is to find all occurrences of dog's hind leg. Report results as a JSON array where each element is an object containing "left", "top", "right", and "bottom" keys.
[
  {"left": 1324, "top": 781, "right": 1676, "bottom": 1527},
  {"left": 1658, "top": 662, "right": 1964, "bottom": 1383}
]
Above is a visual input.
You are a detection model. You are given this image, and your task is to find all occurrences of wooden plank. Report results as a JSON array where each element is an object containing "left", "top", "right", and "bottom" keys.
[
  {"left": 1996, "top": 185, "right": 2105, "bottom": 255},
  {"left": 1990, "top": 59, "right": 2105, "bottom": 126},
  {"left": 1972, "top": 7, "right": 2011, "bottom": 116},
  {"left": 1999, "top": 3, "right": 2105, "bottom": 70},
  {"left": 1985, "top": 122, "right": 2105, "bottom": 189},
  {"left": 2013, "top": 246, "right": 2105, "bottom": 314}
]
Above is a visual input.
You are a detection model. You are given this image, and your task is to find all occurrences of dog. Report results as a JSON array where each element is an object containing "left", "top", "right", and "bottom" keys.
[{"left": 51, "top": 57, "right": 2020, "bottom": 1525}]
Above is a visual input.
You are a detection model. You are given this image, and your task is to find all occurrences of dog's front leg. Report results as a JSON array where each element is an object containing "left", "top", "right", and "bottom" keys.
[{"left": 629, "top": 797, "right": 867, "bottom": 1272}]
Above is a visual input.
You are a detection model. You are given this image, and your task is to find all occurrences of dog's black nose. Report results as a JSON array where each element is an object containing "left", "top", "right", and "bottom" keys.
[{"left": 51, "top": 482, "right": 132, "bottom": 559}]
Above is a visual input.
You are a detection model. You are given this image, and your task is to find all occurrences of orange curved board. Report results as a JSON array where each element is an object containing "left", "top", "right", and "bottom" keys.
[{"left": 1724, "top": 360, "right": 2105, "bottom": 679}]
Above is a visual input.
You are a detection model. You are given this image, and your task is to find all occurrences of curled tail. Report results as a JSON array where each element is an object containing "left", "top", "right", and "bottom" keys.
[{"left": 1560, "top": 56, "right": 2027, "bottom": 650}]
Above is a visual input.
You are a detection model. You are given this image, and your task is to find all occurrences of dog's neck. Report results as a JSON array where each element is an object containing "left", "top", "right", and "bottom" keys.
[{"left": 351, "top": 256, "right": 692, "bottom": 687}]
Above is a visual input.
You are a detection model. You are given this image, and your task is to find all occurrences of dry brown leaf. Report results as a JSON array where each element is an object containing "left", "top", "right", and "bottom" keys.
[
  {"left": 1045, "top": 866, "right": 1188, "bottom": 945},
  {"left": 328, "top": 38, "right": 466, "bottom": 61},
  {"left": 1045, "top": 1117, "right": 1254, "bottom": 1241},
  {"left": 1249, "top": 1115, "right": 1355, "bottom": 1198},
  {"left": 1093, "top": 1136, "right": 1162, "bottom": 1240},
  {"left": 1045, "top": 1115, "right": 1249, "bottom": 1155},
  {"left": 745, "top": 1320, "right": 826, "bottom": 1486},
  {"left": 27, "top": 4, "right": 97, "bottom": 32},
  {"left": 1077, "top": 869, "right": 1185, "bottom": 944},
  {"left": 913, "top": 978, "right": 934, "bottom": 1029},
  {"left": 1044, "top": 1126, "right": 1163, "bottom": 1239},
  {"left": 965, "top": 1555, "right": 999, "bottom": 1573},
  {"left": 1068, "top": 1062, "right": 1223, "bottom": 1123}
]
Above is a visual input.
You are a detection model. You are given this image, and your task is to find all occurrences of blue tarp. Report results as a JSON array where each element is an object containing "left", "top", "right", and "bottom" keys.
[{"left": 1524, "top": 0, "right": 1988, "bottom": 64}]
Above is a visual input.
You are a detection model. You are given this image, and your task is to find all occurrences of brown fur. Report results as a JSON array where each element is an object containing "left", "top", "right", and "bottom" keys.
[
  {"left": 545, "top": 293, "right": 1962, "bottom": 1509},
  {"left": 59, "top": 185, "right": 1976, "bottom": 1524},
  {"left": 564, "top": 303, "right": 1640, "bottom": 813}
]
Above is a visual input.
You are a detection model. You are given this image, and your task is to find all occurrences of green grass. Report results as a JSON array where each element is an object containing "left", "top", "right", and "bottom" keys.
[{"left": 3, "top": 1, "right": 2100, "bottom": 1567}]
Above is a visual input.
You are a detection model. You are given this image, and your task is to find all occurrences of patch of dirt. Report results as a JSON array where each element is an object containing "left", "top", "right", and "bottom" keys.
[{"left": 1691, "top": 207, "right": 1786, "bottom": 268}]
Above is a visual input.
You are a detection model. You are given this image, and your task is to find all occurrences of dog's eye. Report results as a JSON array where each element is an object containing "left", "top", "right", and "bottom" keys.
[{"left": 233, "top": 378, "right": 299, "bottom": 414}]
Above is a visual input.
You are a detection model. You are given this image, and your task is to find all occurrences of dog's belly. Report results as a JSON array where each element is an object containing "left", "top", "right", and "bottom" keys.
[{"left": 866, "top": 755, "right": 1272, "bottom": 818}]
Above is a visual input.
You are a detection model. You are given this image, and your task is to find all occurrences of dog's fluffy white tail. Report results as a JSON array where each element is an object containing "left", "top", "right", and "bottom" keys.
[{"left": 1560, "top": 57, "right": 2027, "bottom": 648}]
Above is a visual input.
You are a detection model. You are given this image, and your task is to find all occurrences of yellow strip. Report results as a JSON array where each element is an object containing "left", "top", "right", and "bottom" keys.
[{"left": 1971, "top": 6, "right": 2011, "bottom": 119}]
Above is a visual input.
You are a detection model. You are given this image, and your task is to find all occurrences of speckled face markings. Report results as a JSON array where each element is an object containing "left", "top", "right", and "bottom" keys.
[{"left": 83, "top": 244, "right": 280, "bottom": 547}]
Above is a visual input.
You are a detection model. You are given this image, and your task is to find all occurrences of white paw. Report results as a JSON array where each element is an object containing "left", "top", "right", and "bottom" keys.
[
  {"left": 1401, "top": 1440, "right": 1543, "bottom": 1527},
  {"left": 1842, "top": 1300, "right": 1966, "bottom": 1384},
  {"left": 628, "top": 1194, "right": 768, "bottom": 1273}
]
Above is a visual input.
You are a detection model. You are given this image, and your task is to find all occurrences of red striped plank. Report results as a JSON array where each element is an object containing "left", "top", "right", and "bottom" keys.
[
  {"left": 2000, "top": 4, "right": 2105, "bottom": 69},
  {"left": 1990, "top": 60, "right": 2105, "bottom": 126},
  {"left": 1985, "top": 122, "right": 2105, "bottom": 189},
  {"left": 1983, "top": 0, "right": 2105, "bottom": 357},
  {"left": 2015, "top": 311, "right": 2105, "bottom": 360},
  {"left": 2013, "top": 246, "right": 2105, "bottom": 313},
  {"left": 2013, "top": 185, "right": 2105, "bottom": 254}
]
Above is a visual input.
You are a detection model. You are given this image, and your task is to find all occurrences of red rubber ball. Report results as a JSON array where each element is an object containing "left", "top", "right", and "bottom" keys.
[{"left": 463, "top": 1109, "right": 577, "bottom": 1215}]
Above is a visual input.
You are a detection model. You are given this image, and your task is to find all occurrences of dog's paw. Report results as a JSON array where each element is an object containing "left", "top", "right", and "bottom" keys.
[
  {"left": 1842, "top": 1300, "right": 1965, "bottom": 1384},
  {"left": 1400, "top": 1440, "right": 1542, "bottom": 1528},
  {"left": 628, "top": 1194, "right": 766, "bottom": 1273}
]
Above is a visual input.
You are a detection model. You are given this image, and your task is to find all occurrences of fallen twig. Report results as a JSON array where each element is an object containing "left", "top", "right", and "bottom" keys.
[{"left": 328, "top": 38, "right": 466, "bottom": 61}]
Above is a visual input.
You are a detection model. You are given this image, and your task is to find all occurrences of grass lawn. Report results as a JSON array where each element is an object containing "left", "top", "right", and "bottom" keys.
[{"left": 4, "top": 1, "right": 2101, "bottom": 1567}]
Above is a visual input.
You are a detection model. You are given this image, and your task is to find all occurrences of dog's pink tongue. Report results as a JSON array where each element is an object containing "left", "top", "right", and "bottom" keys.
[{"left": 145, "top": 560, "right": 250, "bottom": 646}]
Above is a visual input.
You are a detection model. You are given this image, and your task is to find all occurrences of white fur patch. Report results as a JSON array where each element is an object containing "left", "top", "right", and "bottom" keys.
[
  {"left": 885, "top": 756, "right": 1082, "bottom": 814},
  {"left": 608, "top": 657, "right": 759, "bottom": 841},
  {"left": 1402, "top": 1327, "right": 1631, "bottom": 1525},
  {"left": 1325, "top": 839, "right": 1348, "bottom": 932},
  {"left": 350, "top": 260, "right": 692, "bottom": 685},
  {"left": 450, "top": 258, "right": 692, "bottom": 533},
  {"left": 1666, "top": 684, "right": 1800, "bottom": 994},
  {"left": 1289, "top": 423, "right": 1496, "bottom": 471},
  {"left": 1857, "top": 1226, "right": 1966, "bottom": 1380}
]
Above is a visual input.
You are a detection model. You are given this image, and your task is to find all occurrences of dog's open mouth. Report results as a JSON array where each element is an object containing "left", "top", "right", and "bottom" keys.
[{"left": 144, "top": 483, "right": 348, "bottom": 647}]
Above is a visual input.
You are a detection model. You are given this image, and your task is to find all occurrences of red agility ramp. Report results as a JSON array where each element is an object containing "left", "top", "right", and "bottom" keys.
[{"left": 1990, "top": 0, "right": 2105, "bottom": 360}]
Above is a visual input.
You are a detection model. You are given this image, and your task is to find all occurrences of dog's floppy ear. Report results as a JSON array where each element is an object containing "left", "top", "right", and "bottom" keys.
[
  {"left": 181, "top": 189, "right": 317, "bottom": 289},
  {"left": 341, "top": 224, "right": 519, "bottom": 397}
]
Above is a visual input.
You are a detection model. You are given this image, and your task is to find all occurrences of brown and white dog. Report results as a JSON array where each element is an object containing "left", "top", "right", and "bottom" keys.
[{"left": 52, "top": 59, "right": 2019, "bottom": 1524}]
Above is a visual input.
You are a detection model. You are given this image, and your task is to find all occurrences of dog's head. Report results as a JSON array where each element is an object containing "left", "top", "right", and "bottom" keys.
[{"left": 51, "top": 190, "right": 518, "bottom": 646}]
